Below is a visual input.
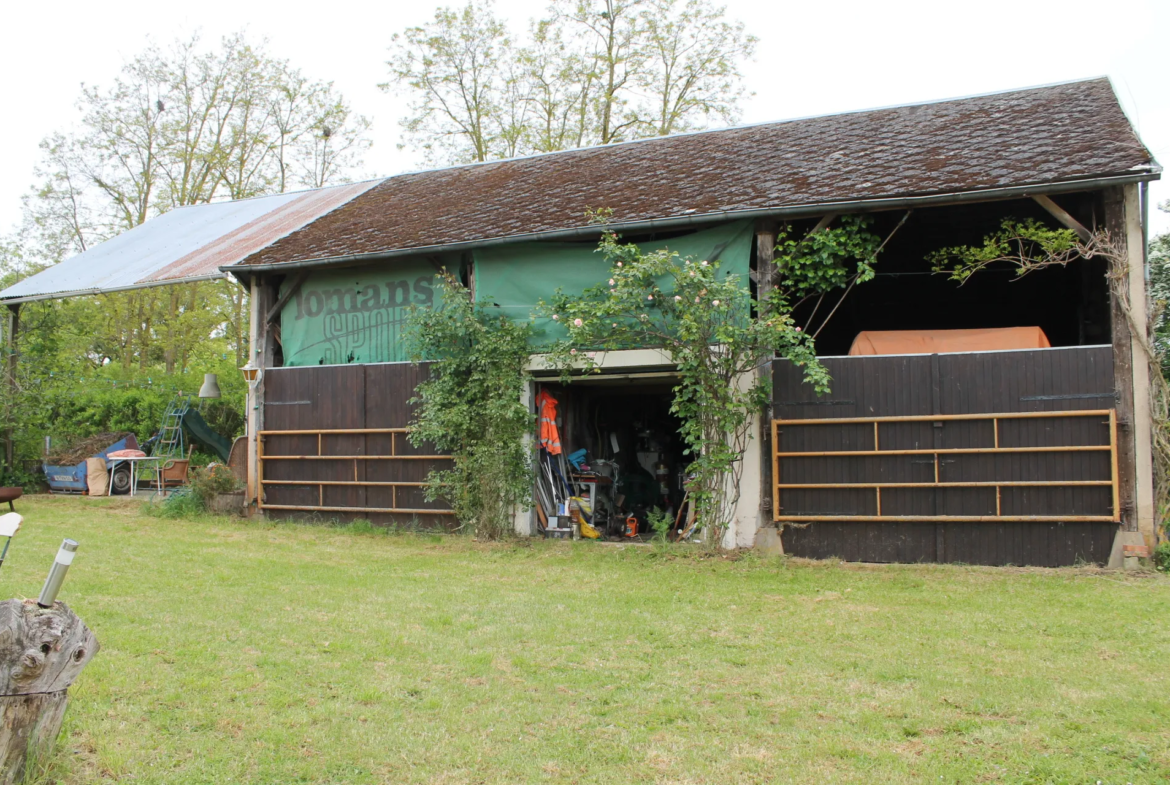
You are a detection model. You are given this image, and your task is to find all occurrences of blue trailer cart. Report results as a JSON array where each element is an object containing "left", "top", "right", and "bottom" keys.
[{"left": 43, "top": 434, "right": 140, "bottom": 494}]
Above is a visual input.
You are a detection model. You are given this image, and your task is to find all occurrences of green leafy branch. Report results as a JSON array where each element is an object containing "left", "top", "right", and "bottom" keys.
[
  {"left": 773, "top": 214, "right": 882, "bottom": 301},
  {"left": 768, "top": 214, "right": 893, "bottom": 338},
  {"left": 928, "top": 218, "right": 1082, "bottom": 284},
  {"left": 928, "top": 220, "right": 1170, "bottom": 542},
  {"left": 538, "top": 223, "right": 867, "bottom": 545},
  {"left": 405, "top": 272, "right": 534, "bottom": 539}
]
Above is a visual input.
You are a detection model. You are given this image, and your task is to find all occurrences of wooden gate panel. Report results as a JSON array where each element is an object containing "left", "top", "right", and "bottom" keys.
[
  {"left": 773, "top": 410, "right": 1117, "bottom": 522},
  {"left": 260, "top": 363, "right": 453, "bottom": 523},
  {"left": 263, "top": 366, "right": 367, "bottom": 510},
  {"left": 362, "top": 364, "right": 447, "bottom": 518},
  {"left": 774, "top": 346, "right": 1119, "bottom": 565},
  {"left": 776, "top": 356, "right": 937, "bottom": 519}
]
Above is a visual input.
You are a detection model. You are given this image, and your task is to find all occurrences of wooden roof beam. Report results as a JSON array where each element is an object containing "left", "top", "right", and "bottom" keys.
[
  {"left": 809, "top": 213, "right": 837, "bottom": 235},
  {"left": 265, "top": 269, "right": 310, "bottom": 325},
  {"left": 1032, "top": 194, "right": 1092, "bottom": 242}
]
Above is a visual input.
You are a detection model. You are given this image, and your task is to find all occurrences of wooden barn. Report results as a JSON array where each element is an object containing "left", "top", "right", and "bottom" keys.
[{"left": 220, "top": 78, "right": 1160, "bottom": 566}]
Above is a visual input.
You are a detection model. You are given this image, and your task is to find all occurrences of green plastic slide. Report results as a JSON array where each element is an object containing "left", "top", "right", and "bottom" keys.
[{"left": 181, "top": 409, "right": 233, "bottom": 462}]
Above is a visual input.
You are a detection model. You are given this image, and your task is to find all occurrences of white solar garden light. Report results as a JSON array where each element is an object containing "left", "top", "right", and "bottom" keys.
[
  {"left": 0, "top": 513, "right": 21, "bottom": 574},
  {"left": 37, "top": 539, "right": 78, "bottom": 608}
]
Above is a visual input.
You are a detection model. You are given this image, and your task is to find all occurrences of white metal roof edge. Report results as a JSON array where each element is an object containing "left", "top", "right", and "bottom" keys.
[
  {"left": 0, "top": 272, "right": 233, "bottom": 304},
  {"left": 0, "top": 180, "right": 378, "bottom": 303}
]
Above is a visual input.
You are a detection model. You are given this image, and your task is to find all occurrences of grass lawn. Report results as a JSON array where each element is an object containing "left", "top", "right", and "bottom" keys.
[{"left": 5, "top": 495, "right": 1168, "bottom": 784}]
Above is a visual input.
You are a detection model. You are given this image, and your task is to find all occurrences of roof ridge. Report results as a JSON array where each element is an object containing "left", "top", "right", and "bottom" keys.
[
  {"left": 235, "top": 74, "right": 1152, "bottom": 270},
  {"left": 373, "top": 77, "right": 1116, "bottom": 182}
]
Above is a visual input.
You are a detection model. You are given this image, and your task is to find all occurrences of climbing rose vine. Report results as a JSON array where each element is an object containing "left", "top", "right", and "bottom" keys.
[{"left": 542, "top": 220, "right": 879, "bottom": 546}]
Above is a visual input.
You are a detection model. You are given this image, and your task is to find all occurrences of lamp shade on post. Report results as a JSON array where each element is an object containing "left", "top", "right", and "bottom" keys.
[{"left": 198, "top": 373, "right": 222, "bottom": 399}]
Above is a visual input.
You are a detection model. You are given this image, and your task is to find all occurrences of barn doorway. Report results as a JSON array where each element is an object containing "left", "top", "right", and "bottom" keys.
[{"left": 532, "top": 375, "right": 692, "bottom": 540}]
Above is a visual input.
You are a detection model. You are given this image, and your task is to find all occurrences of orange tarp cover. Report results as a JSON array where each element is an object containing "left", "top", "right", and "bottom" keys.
[{"left": 847, "top": 327, "right": 1051, "bottom": 356}]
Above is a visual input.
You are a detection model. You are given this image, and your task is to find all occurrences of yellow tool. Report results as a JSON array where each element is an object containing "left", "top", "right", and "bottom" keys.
[{"left": 570, "top": 497, "right": 602, "bottom": 539}]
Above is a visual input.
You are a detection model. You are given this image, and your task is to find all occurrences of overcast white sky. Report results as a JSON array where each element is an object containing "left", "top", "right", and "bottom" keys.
[{"left": 2, "top": 0, "right": 1167, "bottom": 237}]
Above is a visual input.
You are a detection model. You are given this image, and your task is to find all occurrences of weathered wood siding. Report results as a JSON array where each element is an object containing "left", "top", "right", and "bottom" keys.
[
  {"left": 774, "top": 347, "right": 1119, "bottom": 565},
  {"left": 261, "top": 363, "right": 452, "bottom": 527}
]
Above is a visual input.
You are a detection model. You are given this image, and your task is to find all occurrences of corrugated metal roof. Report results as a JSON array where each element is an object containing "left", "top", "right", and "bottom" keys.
[
  {"left": 237, "top": 78, "right": 1159, "bottom": 271},
  {"left": 0, "top": 180, "right": 379, "bottom": 303}
]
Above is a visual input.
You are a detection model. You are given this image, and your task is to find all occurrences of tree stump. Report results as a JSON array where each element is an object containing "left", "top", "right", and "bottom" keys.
[{"left": 0, "top": 600, "right": 98, "bottom": 784}]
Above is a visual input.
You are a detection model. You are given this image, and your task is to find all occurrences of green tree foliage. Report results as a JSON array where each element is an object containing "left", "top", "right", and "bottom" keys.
[
  {"left": 927, "top": 218, "right": 1080, "bottom": 284},
  {"left": 383, "top": 0, "right": 756, "bottom": 164},
  {"left": 1147, "top": 223, "right": 1170, "bottom": 374},
  {"left": 7, "top": 30, "right": 373, "bottom": 372},
  {"left": 0, "top": 296, "right": 247, "bottom": 455},
  {"left": 384, "top": 4, "right": 517, "bottom": 163},
  {"left": 25, "top": 31, "right": 371, "bottom": 252},
  {"left": 541, "top": 219, "right": 880, "bottom": 546},
  {"left": 405, "top": 273, "right": 534, "bottom": 539},
  {"left": 773, "top": 215, "right": 883, "bottom": 302},
  {"left": 0, "top": 32, "right": 371, "bottom": 475}
]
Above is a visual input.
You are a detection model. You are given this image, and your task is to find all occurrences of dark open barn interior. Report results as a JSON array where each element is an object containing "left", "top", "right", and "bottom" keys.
[
  {"left": 772, "top": 195, "right": 1112, "bottom": 356},
  {"left": 533, "top": 377, "right": 691, "bottom": 540}
]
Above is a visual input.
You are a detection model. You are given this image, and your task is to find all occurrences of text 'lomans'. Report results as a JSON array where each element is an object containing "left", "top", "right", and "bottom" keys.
[{"left": 291, "top": 277, "right": 435, "bottom": 320}]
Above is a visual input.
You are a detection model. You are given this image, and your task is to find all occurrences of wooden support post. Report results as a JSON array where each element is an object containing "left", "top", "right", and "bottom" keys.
[
  {"left": 259, "top": 280, "right": 279, "bottom": 370},
  {"left": 246, "top": 279, "right": 261, "bottom": 506},
  {"left": 1121, "top": 184, "right": 1156, "bottom": 545},
  {"left": 1103, "top": 187, "right": 1138, "bottom": 533},
  {"left": 249, "top": 278, "right": 279, "bottom": 515},
  {"left": 755, "top": 220, "right": 778, "bottom": 535},
  {"left": 0, "top": 600, "right": 98, "bottom": 784},
  {"left": 4, "top": 305, "right": 18, "bottom": 471},
  {"left": 755, "top": 219, "right": 777, "bottom": 314}
]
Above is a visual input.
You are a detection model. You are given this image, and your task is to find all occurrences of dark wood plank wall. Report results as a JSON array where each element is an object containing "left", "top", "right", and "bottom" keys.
[
  {"left": 261, "top": 363, "right": 452, "bottom": 527},
  {"left": 775, "top": 347, "right": 1119, "bottom": 565}
]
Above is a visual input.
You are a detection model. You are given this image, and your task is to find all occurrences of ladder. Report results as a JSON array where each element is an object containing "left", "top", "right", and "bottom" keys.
[{"left": 152, "top": 395, "right": 191, "bottom": 460}]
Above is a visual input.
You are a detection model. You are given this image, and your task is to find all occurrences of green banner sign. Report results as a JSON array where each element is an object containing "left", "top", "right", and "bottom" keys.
[
  {"left": 280, "top": 262, "right": 439, "bottom": 366},
  {"left": 474, "top": 220, "right": 753, "bottom": 344},
  {"left": 280, "top": 221, "right": 753, "bottom": 364}
]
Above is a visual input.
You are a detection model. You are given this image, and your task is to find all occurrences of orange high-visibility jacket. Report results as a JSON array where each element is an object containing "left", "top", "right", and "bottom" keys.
[{"left": 536, "top": 390, "right": 562, "bottom": 455}]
